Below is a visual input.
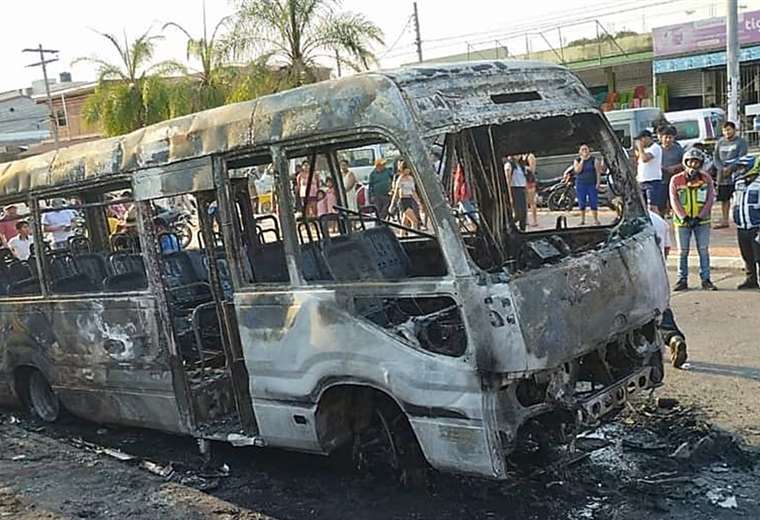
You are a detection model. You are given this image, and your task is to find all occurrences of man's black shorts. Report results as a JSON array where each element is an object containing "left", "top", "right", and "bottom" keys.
[{"left": 717, "top": 184, "right": 734, "bottom": 202}]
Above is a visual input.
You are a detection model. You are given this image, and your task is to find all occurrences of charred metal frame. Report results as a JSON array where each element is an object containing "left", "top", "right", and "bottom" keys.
[{"left": 0, "top": 61, "right": 669, "bottom": 480}]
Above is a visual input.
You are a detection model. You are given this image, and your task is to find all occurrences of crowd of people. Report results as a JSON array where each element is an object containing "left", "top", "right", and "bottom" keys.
[
  {"left": 0, "top": 199, "right": 81, "bottom": 261},
  {"left": 0, "top": 192, "right": 171, "bottom": 262},
  {"left": 633, "top": 120, "right": 759, "bottom": 292},
  {"left": 294, "top": 156, "right": 425, "bottom": 232}
]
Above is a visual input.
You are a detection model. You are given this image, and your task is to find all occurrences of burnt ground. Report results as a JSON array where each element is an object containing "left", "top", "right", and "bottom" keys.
[
  {"left": 1, "top": 398, "right": 758, "bottom": 520},
  {"left": 1, "top": 270, "right": 759, "bottom": 520}
]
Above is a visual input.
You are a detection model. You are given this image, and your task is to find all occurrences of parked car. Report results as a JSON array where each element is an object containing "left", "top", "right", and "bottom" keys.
[{"left": 665, "top": 108, "right": 725, "bottom": 151}]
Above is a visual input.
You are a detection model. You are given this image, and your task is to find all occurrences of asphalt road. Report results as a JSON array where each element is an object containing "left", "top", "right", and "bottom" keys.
[
  {"left": 666, "top": 268, "right": 760, "bottom": 447},
  {"left": 0, "top": 269, "right": 758, "bottom": 520}
]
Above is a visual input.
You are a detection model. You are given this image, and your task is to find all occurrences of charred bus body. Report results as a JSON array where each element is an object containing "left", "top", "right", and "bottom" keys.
[{"left": 0, "top": 61, "right": 668, "bottom": 480}]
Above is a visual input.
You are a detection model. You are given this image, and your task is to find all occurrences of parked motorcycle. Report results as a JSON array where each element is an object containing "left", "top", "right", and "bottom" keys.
[
  {"left": 155, "top": 207, "right": 194, "bottom": 249},
  {"left": 541, "top": 169, "right": 621, "bottom": 213}
]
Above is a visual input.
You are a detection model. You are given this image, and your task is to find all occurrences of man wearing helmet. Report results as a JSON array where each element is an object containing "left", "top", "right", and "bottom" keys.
[
  {"left": 669, "top": 148, "right": 717, "bottom": 291},
  {"left": 732, "top": 156, "right": 760, "bottom": 290}
]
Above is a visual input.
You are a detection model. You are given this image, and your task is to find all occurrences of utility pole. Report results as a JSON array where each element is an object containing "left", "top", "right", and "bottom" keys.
[
  {"left": 335, "top": 49, "right": 342, "bottom": 77},
  {"left": 23, "top": 44, "right": 59, "bottom": 148},
  {"left": 727, "top": 0, "right": 741, "bottom": 126},
  {"left": 413, "top": 2, "right": 423, "bottom": 63}
]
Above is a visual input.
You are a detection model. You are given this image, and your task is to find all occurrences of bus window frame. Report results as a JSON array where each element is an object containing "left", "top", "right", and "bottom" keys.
[
  {"left": 0, "top": 195, "right": 44, "bottom": 300},
  {"left": 217, "top": 152, "right": 289, "bottom": 291},
  {"left": 29, "top": 181, "right": 153, "bottom": 299},
  {"left": 220, "top": 130, "right": 464, "bottom": 292},
  {"left": 284, "top": 133, "right": 452, "bottom": 288}
]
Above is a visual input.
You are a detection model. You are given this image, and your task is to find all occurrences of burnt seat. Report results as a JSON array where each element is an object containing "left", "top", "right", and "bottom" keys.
[
  {"left": 362, "top": 226, "right": 410, "bottom": 280},
  {"left": 52, "top": 273, "right": 99, "bottom": 294},
  {"left": 161, "top": 251, "right": 214, "bottom": 336},
  {"left": 104, "top": 253, "right": 147, "bottom": 291},
  {"left": 322, "top": 235, "right": 382, "bottom": 281},
  {"left": 73, "top": 254, "right": 109, "bottom": 290},
  {"left": 108, "top": 252, "right": 146, "bottom": 276},
  {"left": 103, "top": 271, "right": 148, "bottom": 292},
  {"left": 321, "top": 225, "right": 409, "bottom": 282},
  {"left": 7, "top": 277, "right": 41, "bottom": 296}
]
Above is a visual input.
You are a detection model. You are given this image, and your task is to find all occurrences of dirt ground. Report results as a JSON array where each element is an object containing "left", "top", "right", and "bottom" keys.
[{"left": 0, "top": 270, "right": 758, "bottom": 520}]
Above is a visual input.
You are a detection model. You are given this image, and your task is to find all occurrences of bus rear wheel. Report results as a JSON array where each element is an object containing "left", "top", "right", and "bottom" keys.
[{"left": 27, "top": 371, "right": 60, "bottom": 423}]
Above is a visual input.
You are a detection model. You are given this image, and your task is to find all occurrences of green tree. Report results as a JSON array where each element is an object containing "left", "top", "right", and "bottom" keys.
[
  {"left": 231, "top": 0, "right": 384, "bottom": 87},
  {"left": 162, "top": 9, "right": 236, "bottom": 115},
  {"left": 75, "top": 29, "right": 173, "bottom": 136}
]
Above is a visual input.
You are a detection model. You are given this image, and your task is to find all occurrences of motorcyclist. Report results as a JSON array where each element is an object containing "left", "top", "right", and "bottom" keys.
[
  {"left": 669, "top": 148, "right": 717, "bottom": 291},
  {"left": 731, "top": 155, "right": 760, "bottom": 289}
]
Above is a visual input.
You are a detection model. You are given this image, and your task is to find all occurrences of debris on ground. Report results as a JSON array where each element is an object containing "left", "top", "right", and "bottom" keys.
[
  {"left": 707, "top": 488, "right": 739, "bottom": 509},
  {"left": 1, "top": 396, "right": 758, "bottom": 520}
]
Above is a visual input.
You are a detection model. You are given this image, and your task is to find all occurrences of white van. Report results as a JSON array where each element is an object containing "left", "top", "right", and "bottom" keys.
[
  {"left": 336, "top": 142, "right": 400, "bottom": 183},
  {"left": 665, "top": 108, "right": 725, "bottom": 149}
]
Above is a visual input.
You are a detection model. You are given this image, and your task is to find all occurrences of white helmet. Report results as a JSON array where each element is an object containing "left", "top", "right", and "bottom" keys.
[{"left": 682, "top": 148, "right": 705, "bottom": 170}]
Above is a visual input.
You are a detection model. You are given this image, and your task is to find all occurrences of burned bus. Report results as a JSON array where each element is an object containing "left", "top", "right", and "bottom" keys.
[{"left": 0, "top": 61, "right": 668, "bottom": 480}]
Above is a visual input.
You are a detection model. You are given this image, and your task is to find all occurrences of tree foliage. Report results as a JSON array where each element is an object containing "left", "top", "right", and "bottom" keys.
[
  {"left": 75, "top": 29, "right": 174, "bottom": 136},
  {"left": 75, "top": 1, "right": 384, "bottom": 137},
  {"left": 230, "top": 0, "right": 384, "bottom": 87}
]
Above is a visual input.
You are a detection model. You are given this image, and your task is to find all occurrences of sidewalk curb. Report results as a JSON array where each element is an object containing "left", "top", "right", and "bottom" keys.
[{"left": 666, "top": 256, "right": 745, "bottom": 270}]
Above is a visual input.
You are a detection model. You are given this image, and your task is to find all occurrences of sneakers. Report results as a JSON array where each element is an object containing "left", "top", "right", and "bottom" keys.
[
  {"left": 673, "top": 279, "right": 688, "bottom": 292},
  {"left": 737, "top": 278, "right": 759, "bottom": 290},
  {"left": 701, "top": 280, "right": 718, "bottom": 291},
  {"left": 669, "top": 336, "right": 688, "bottom": 369}
]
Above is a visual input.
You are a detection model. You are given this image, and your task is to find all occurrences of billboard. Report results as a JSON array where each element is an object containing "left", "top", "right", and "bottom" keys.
[{"left": 653, "top": 10, "right": 760, "bottom": 57}]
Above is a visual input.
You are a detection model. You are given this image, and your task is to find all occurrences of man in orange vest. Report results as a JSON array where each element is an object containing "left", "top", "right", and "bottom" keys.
[{"left": 669, "top": 148, "right": 717, "bottom": 291}]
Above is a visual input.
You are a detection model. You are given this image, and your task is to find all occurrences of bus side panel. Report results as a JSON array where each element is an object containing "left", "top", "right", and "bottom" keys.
[
  {"left": 0, "top": 296, "right": 187, "bottom": 434},
  {"left": 233, "top": 289, "right": 506, "bottom": 479}
]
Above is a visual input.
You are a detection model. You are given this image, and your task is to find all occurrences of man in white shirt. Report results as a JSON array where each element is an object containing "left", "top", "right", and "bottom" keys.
[
  {"left": 8, "top": 220, "right": 33, "bottom": 261},
  {"left": 636, "top": 130, "right": 665, "bottom": 213},
  {"left": 42, "top": 198, "right": 78, "bottom": 249},
  {"left": 649, "top": 208, "right": 687, "bottom": 369},
  {"left": 649, "top": 209, "right": 671, "bottom": 258}
]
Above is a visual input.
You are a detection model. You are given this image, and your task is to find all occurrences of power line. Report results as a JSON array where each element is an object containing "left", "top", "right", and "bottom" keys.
[
  {"left": 378, "top": 14, "right": 414, "bottom": 59},
  {"left": 381, "top": 0, "right": 720, "bottom": 62}
]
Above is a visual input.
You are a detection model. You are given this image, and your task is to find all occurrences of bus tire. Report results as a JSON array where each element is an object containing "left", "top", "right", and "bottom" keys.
[
  {"left": 27, "top": 370, "right": 61, "bottom": 423},
  {"left": 352, "top": 398, "right": 428, "bottom": 488}
]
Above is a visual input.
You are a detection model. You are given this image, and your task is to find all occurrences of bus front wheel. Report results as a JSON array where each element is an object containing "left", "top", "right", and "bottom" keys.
[
  {"left": 27, "top": 370, "right": 60, "bottom": 423},
  {"left": 352, "top": 400, "right": 428, "bottom": 487}
]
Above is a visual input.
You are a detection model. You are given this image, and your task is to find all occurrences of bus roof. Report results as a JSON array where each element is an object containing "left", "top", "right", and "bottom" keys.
[{"left": 0, "top": 60, "right": 592, "bottom": 199}]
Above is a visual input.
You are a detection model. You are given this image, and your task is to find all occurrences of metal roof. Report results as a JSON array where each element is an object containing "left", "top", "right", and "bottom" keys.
[{"left": 0, "top": 60, "right": 593, "bottom": 199}]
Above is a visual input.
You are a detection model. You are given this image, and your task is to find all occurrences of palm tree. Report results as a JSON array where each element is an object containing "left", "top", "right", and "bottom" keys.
[
  {"left": 231, "top": 0, "right": 384, "bottom": 87},
  {"left": 162, "top": 5, "right": 237, "bottom": 114},
  {"left": 75, "top": 29, "right": 173, "bottom": 136}
]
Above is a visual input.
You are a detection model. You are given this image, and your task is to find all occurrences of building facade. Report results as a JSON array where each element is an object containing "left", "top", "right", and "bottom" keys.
[{"left": 0, "top": 90, "right": 49, "bottom": 161}]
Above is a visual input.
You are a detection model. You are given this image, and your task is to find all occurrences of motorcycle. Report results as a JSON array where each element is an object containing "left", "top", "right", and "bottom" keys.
[
  {"left": 155, "top": 207, "right": 194, "bottom": 249},
  {"left": 541, "top": 167, "right": 621, "bottom": 213}
]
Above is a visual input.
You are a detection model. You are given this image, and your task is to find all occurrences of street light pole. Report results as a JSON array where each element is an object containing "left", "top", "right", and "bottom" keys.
[
  {"left": 726, "top": 0, "right": 741, "bottom": 126},
  {"left": 23, "top": 44, "right": 60, "bottom": 148}
]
